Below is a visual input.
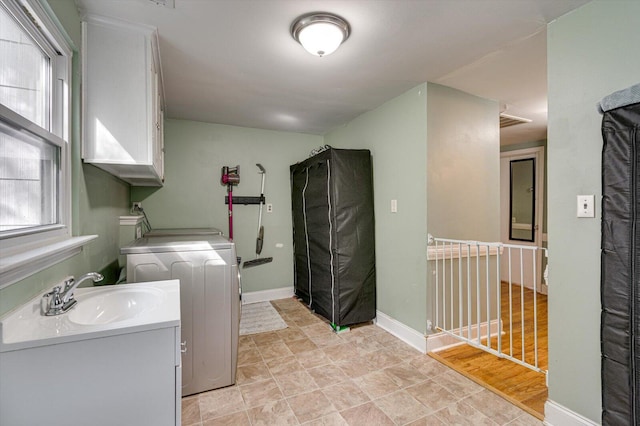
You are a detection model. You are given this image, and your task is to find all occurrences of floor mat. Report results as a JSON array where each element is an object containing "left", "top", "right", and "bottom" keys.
[{"left": 240, "top": 301, "right": 288, "bottom": 335}]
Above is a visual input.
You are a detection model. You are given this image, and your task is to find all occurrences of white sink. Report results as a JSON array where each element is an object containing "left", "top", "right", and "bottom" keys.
[
  {"left": 68, "top": 287, "right": 165, "bottom": 325},
  {"left": 0, "top": 280, "right": 180, "bottom": 352}
]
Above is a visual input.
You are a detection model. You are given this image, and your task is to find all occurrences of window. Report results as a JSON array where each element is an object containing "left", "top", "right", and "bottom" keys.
[
  {"left": 0, "top": 115, "right": 60, "bottom": 233},
  {"left": 0, "top": 0, "right": 83, "bottom": 288},
  {"left": 1, "top": 0, "right": 68, "bottom": 241},
  {"left": 0, "top": 4, "right": 50, "bottom": 129}
]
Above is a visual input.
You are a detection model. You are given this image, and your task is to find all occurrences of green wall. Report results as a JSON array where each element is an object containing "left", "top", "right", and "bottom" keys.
[
  {"left": 139, "top": 84, "right": 498, "bottom": 338},
  {"left": 0, "top": 0, "right": 130, "bottom": 317},
  {"left": 425, "top": 83, "right": 500, "bottom": 332},
  {"left": 131, "top": 119, "right": 322, "bottom": 293},
  {"left": 325, "top": 83, "right": 499, "bottom": 335},
  {"left": 547, "top": 0, "right": 640, "bottom": 421},
  {"left": 426, "top": 83, "right": 500, "bottom": 241},
  {"left": 325, "top": 84, "right": 429, "bottom": 333}
]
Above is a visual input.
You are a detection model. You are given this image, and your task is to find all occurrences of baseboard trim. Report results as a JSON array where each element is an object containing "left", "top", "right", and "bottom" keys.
[
  {"left": 544, "top": 400, "right": 599, "bottom": 426},
  {"left": 375, "top": 310, "right": 427, "bottom": 353},
  {"left": 426, "top": 319, "right": 502, "bottom": 353},
  {"left": 242, "top": 286, "right": 294, "bottom": 304}
]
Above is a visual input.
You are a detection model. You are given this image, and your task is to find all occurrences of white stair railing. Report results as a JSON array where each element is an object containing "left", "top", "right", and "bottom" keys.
[{"left": 428, "top": 236, "right": 547, "bottom": 374}]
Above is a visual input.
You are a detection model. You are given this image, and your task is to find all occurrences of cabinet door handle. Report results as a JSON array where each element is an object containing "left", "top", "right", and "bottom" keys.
[{"left": 181, "top": 341, "right": 187, "bottom": 353}]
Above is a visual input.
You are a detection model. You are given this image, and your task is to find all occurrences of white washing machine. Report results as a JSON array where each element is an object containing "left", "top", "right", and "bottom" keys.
[{"left": 121, "top": 234, "right": 240, "bottom": 396}]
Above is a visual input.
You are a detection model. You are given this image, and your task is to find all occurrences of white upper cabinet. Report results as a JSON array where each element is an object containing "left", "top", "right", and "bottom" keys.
[{"left": 82, "top": 16, "right": 164, "bottom": 186}]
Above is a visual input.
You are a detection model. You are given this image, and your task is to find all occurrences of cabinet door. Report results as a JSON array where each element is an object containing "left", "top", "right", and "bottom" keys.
[
  {"left": 81, "top": 16, "right": 164, "bottom": 186},
  {"left": 83, "top": 20, "right": 149, "bottom": 163},
  {"left": 0, "top": 328, "right": 178, "bottom": 426},
  {"left": 150, "top": 43, "right": 164, "bottom": 181},
  {"left": 154, "top": 72, "right": 165, "bottom": 181}
]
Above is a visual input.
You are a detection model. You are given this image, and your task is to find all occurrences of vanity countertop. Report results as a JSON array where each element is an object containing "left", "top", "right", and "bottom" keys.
[{"left": 0, "top": 280, "right": 180, "bottom": 352}]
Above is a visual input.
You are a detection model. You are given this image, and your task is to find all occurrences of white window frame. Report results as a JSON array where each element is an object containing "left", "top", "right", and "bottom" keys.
[{"left": 0, "top": 0, "right": 96, "bottom": 289}]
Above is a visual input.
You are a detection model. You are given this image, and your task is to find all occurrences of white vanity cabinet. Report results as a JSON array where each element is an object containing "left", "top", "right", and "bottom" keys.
[
  {"left": 0, "top": 327, "right": 181, "bottom": 426},
  {"left": 82, "top": 16, "right": 164, "bottom": 186},
  {"left": 0, "top": 280, "right": 181, "bottom": 426}
]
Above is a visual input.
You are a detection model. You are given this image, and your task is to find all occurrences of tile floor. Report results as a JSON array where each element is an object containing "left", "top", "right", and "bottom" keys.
[{"left": 182, "top": 298, "right": 543, "bottom": 425}]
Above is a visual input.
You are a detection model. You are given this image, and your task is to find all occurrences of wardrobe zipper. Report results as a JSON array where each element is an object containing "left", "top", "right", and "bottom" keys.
[
  {"left": 302, "top": 167, "right": 312, "bottom": 308},
  {"left": 631, "top": 124, "right": 638, "bottom": 425},
  {"left": 326, "top": 159, "right": 336, "bottom": 325}
]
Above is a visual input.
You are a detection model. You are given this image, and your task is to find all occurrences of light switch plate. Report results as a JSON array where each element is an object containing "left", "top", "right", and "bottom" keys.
[
  {"left": 391, "top": 199, "right": 398, "bottom": 213},
  {"left": 577, "top": 195, "right": 595, "bottom": 218}
]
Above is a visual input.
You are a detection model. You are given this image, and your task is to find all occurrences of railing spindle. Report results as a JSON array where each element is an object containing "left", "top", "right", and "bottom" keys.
[{"left": 427, "top": 237, "right": 546, "bottom": 375}]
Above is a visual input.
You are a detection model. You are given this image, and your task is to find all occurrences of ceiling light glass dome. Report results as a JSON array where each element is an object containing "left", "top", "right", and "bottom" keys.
[{"left": 291, "top": 13, "right": 350, "bottom": 57}]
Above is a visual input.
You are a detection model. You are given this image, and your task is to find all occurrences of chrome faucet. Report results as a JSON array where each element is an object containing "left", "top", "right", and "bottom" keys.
[{"left": 41, "top": 272, "right": 104, "bottom": 316}]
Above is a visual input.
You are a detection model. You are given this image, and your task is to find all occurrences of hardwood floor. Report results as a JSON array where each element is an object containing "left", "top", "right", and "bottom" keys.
[{"left": 429, "top": 282, "right": 548, "bottom": 419}]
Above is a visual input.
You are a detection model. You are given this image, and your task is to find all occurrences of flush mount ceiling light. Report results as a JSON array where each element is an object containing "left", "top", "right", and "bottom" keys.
[{"left": 290, "top": 13, "right": 350, "bottom": 57}]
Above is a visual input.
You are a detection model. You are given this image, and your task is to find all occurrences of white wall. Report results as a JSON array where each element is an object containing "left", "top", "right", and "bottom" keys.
[{"left": 547, "top": 1, "right": 640, "bottom": 422}]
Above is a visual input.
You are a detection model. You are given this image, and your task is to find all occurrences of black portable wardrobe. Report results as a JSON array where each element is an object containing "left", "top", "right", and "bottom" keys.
[
  {"left": 290, "top": 148, "right": 376, "bottom": 327},
  {"left": 600, "top": 83, "right": 640, "bottom": 425}
]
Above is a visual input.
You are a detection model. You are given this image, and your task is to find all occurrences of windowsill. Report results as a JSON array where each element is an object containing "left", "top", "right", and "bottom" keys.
[{"left": 0, "top": 235, "right": 98, "bottom": 290}]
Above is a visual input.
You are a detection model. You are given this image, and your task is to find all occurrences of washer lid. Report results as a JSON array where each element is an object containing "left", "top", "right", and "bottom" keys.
[{"left": 120, "top": 235, "right": 233, "bottom": 254}]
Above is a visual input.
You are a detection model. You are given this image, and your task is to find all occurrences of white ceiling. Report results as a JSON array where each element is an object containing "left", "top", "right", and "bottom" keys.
[{"left": 74, "top": 0, "right": 590, "bottom": 145}]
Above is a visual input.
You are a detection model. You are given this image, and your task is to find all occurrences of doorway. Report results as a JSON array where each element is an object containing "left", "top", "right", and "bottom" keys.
[
  {"left": 500, "top": 147, "right": 546, "bottom": 294},
  {"left": 429, "top": 145, "right": 548, "bottom": 419}
]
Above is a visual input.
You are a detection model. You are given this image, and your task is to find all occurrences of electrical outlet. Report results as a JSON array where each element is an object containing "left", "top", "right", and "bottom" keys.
[
  {"left": 132, "top": 202, "right": 142, "bottom": 212},
  {"left": 266, "top": 203, "right": 273, "bottom": 213},
  {"left": 391, "top": 199, "right": 398, "bottom": 213}
]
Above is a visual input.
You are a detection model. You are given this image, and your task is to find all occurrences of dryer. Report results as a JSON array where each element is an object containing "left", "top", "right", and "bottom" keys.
[{"left": 121, "top": 235, "right": 240, "bottom": 396}]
